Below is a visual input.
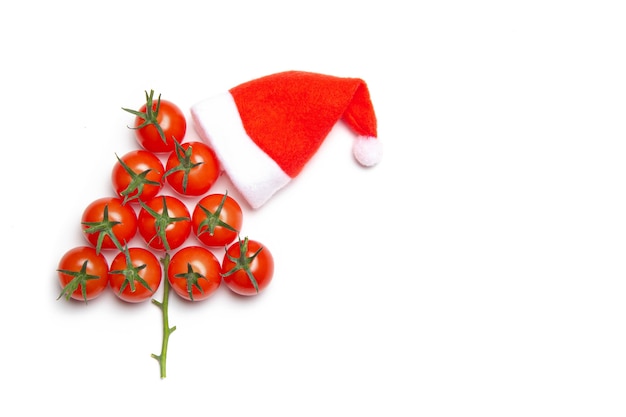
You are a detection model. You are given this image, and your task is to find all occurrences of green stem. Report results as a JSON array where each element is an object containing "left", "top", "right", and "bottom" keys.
[{"left": 151, "top": 253, "right": 176, "bottom": 379}]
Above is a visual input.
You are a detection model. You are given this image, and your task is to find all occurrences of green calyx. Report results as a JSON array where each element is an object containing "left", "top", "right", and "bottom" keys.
[
  {"left": 140, "top": 196, "right": 189, "bottom": 252},
  {"left": 196, "top": 192, "right": 238, "bottom": 237},
  {"left": 174, "top": 263, "right": 207, "bottom": 301},
  {"left": 115, "top": 153, "right": 161, "bottom": 205},
  {"left": 57, "top": 260, "right": 101, "bottom": 303},
  {"left": 109, "top": 246, "right": 154, "bottom": 295},
  {"left": 221, "top": 236, "right": 263, "bottom": 293},
  {"left": 163, "top": 140, "right": 203, "bottom": 194},
  {"left": 122, "top": 89, "right": 166, "bottom": 143},
  {"left": 82, "top": 204, "right": 123, "bottom": 254}
]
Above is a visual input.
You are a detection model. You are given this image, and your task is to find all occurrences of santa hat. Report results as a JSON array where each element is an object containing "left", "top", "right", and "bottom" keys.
[{"left": 190, "top": 71, "right": 382, "bottom": 209}]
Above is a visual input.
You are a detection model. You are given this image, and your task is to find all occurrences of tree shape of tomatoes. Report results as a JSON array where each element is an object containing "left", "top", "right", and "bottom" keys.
[{"left": 138, "top": 195, "right": 191, "bottom": 251}]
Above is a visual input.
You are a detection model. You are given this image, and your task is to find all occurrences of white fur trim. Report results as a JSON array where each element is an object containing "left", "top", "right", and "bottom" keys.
[
  {"left": 191, "top": 92, "right": 291, "bottom": 209},
  {"left": 353, "top": 136, "right": 383, "bottom": 166}
]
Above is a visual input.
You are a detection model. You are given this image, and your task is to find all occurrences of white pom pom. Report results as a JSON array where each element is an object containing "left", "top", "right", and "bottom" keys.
[{"left": 353, "top": 136, "right": 382, "bottom": 166}]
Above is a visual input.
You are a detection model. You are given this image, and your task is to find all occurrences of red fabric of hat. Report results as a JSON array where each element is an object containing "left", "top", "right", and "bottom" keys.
[{"left": 230, "top": 71, "right": 379, "bottom": 177}]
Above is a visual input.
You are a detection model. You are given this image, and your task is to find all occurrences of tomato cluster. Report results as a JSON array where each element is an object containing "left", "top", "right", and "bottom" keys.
[{"left": 56, "top": 91, "right": 275, "bottom": 377}]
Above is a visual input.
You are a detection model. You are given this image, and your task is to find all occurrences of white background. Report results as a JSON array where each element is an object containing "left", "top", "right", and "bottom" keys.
[{"left": 1, "top": 1, "right": 625, "bottom": 415}]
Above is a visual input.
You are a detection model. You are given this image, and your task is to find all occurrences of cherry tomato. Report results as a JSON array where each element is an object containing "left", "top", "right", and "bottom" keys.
[
  {"left": 221, "top": 237, "right": 274, "bottom": 296},
  {"left": 164, "top": 141, "right": 221, "bottom": 196},
  {"left": 57, "top": 246, "right": 109, "bottom": 303},
  {"left": 81, "top": 197, "right": 138, "bottom": 254},
  {"left": 123, "top": 90, "right": 186, "bottom": 153},
  {"left": 192, "top": 192, "right": 243, "bottom": 247},
  {"left": 138, "top": 195, "right": 191, "bottom": 251},
  {"left": 112, "top": 150, "right": 164, "bottom": 204},
  {"left": 109, "top": 247, "right": 162, "bottom": 303},
  {"left": 168, "top": 246, "right": 221, "bottom": 301}
]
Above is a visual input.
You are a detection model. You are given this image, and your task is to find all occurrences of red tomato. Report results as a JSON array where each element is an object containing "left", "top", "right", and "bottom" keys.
[
  {"left": 123, "top": 90, "right": 186, "bottom": 153},
  {"left": 168, "top": 246, "right": 221, "bottom": 301},
  {"left": 164, "top": 141, "right": 221, "bottom": 196},
  {"left": 109, "top": 247, "right": 162, "bottom": 303},
  {"left": 81, "top": 197, "right": 138, "bottom": 254},
  {"left": 221, "top": 237, "right": 274, "bottom": 296},
  {"left": 192, "top": 192, "right": 243, "bottom": 247},
  {"left": 112, "top": 150, "right": 164, "bottom": 204},
  {"left": 57, "top": 246, "right": 109, "bottom": 303},
  {"left": 138, "top": 195, "right": 191, "bottom": 251}
]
